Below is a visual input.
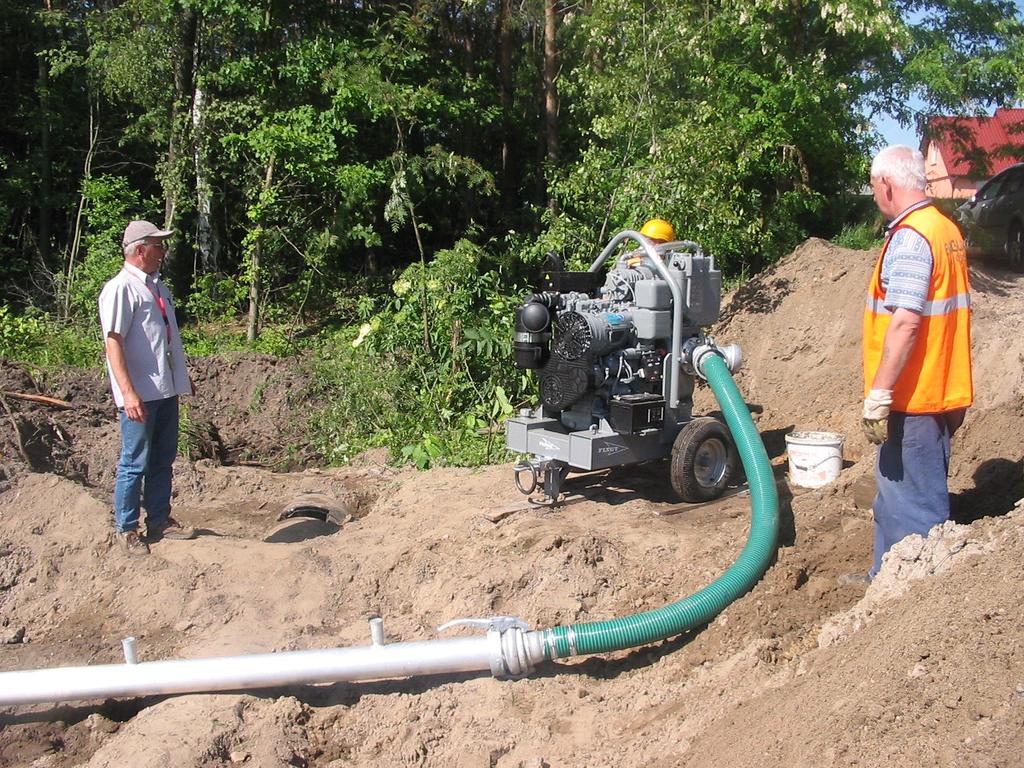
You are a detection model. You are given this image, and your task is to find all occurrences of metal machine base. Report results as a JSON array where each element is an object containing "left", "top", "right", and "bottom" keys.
[{"left": 507, "top": 414, "right": 676, "bottom": 504}]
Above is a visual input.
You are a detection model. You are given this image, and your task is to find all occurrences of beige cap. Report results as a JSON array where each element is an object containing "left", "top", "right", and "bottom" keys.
[{"left": 122, "top": 220, "right": 174, "bottom": 247}]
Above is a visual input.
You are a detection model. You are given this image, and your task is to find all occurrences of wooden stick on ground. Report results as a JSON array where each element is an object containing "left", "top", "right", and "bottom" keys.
[{"left": 0, "top": 390, "right": 74, "bottom": 409}]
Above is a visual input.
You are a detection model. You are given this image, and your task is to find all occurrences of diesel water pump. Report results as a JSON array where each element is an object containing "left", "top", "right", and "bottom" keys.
[{"left": 506, "top": 230, "right": 743, "bottom": 503}]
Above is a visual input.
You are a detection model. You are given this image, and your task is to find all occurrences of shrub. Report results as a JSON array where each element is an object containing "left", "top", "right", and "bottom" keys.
[
  {"left": 59, "top": 175, "right": 154, "bottom": 321},
  {"left": 0, "top": 305, "right": 99, "bottom": 369},
  {"left": 306, "top": 239, "right": 533, "bottom": 468},
  {"left": 834, "top": 222, "right": 884, "bottom": 250}
]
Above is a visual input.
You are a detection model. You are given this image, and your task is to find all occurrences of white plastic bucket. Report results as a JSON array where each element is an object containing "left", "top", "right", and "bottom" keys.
[{"left": 785, "top": 431, "right": 844, "bottom": 488}]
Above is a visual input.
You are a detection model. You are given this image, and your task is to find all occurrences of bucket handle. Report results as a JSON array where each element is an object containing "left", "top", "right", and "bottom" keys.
[{"left": 791, "top": 455, "right": 838, "bottom": 472}]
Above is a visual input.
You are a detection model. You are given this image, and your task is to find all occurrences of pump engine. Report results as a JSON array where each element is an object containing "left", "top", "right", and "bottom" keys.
[{"left": 506, "top": 230, "right": 743, "bottom": 503}]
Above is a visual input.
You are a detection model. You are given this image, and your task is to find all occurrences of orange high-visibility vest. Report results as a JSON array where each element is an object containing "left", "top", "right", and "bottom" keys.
[{"left": 862, "top": 204, "right": 973, "bottom": 413}]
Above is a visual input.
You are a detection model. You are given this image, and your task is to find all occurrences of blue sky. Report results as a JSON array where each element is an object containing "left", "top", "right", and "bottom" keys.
[
  {"left": 875, "top": 112, "right": 921, "bottom": 149},
  {"left": 873, "top": 0, "right": 1024, "bottom": 149}
]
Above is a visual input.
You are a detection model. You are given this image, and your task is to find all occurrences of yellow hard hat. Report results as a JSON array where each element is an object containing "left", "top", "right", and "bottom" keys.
[{"left": 640, "top": 218, "right": 675, "bottom": 243}]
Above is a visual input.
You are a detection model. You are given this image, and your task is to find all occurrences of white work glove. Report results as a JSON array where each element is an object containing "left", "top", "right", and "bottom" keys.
[{"left": 862, "top": 388, "right": 893, "bottom": 445}]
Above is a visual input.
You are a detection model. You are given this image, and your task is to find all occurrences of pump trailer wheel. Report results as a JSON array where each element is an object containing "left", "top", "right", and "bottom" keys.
[{"left": 670, "top": 417, "right": 738, "bottom": 503}]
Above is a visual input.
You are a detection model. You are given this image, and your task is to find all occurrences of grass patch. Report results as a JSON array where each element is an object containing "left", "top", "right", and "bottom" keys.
[{"left": 834, "top": 221, "right": 884, "bottom": 250}]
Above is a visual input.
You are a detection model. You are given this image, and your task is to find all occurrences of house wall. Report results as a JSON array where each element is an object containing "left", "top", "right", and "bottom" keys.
[
  {"left": 928, "top": 177, "right": 979, "bottom": 199},
  {"left": 924, "top": 144, "right": 979, "bottom": 199},
  {"left": 952, "top": 179, "right": 981, "bottom": 199}
]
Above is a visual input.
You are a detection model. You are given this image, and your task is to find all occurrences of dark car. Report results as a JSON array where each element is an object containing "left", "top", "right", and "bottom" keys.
[{"left": 955, "top": 162, "right": 1024, "bottom": 272}]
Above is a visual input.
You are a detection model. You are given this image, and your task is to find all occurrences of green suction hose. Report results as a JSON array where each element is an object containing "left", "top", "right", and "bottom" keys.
[{"left": 539, "top": 352, "right": 779, "bottom": 659}]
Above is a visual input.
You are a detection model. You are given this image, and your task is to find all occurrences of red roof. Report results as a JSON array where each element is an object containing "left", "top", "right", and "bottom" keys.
[{"left": 924, "top": 107, "right": 1024, "bottom": 179}]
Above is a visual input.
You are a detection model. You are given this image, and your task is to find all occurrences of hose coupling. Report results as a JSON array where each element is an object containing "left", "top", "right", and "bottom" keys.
[
  {"left": 683, "top": 338, "right": 743, "bottom": 380},
  {"left": 437, "top": 616, "right": 539, "bottom": 678}
]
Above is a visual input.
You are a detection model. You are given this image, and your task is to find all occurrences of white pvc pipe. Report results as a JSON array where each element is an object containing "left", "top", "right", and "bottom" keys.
[
  {"left": 121, "top": 636, "right": 138, "bottom": 665},
  {"left": 369, "top": 618, "right": 385, "bottom": 646},
  {"left": 0, "top": 634, "right": 499, "bottom": 707}
]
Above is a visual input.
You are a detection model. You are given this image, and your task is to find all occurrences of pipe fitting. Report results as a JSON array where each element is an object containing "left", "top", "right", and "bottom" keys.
[
  {"left": 369, "top": 618, "right": 385, "bottom": 646},
  {"left": 492, "top": 626, "right": 540, "bottom": 678},
  {"left": 683, "top": 339, "right": 743, "bottom": 379},
  {"left": 122, "top": 637, "right": 138, "bottom": 665},
  {"left": 436, "top": 616, "right": 537, "bottom": 678},
  {"left": 690, "top": 343, "right": 720, "bottom": 379},
  {"left": 717, "top": 343, "right": 743, "bottom": 373}
]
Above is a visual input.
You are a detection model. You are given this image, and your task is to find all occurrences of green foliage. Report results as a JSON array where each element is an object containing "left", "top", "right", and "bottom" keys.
[
  {"left": 834, "top": 223, "right": 884, "bottom": 250},
  {"left": 0, "top": 305, "right": 98, "bottom": 370},
  {"left": 892, "top": 1, "right": 1024, "bottom": 118},
  {"left": 185, "top": 273, "right": 249, "bottom": 322},
  {"left": 722, "top": 267, "right": 751, "bottom": 295},
  {"left": 59, "top": 175, "right": 151, "bottom": 321},
  {"left": 179, "top": 322, "right": 302, "bottom": 358},
  {"left": 3, "top": 0, "right": 1024, "bottom": 474},
  {"left": 179, "top": 326, "right": 231, "bottom": 358},
  {"left": 549, "top": 0, "right": 892, "bottom": 275},
  {"left": 177, "top": 402, "right": 201, "bottom": 460},
  {"left": 251, "top": 326, "right": 298, "bottom": 357},
  {"left": 0, "top": 305, "right": 48, "bottom": 362},
  {"left": 823, "top": 193, "right": 884, "bottom": 249},
  {"left": 44, "top": 323, "right": 101, "bottom": 369},
  {"left": 307, "top": 240, "right": 530, "bottom": 468}
]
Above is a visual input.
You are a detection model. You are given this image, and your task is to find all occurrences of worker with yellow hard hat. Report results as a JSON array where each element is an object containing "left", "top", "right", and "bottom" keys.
[
  {"left": 639, "top": 218, "right": 675, "bottom": 244},
  {"left": 622, "top": 218, "right": 676, "bottom": 269}
]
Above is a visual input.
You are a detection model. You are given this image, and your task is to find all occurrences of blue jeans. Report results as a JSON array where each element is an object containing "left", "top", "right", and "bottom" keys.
[
  {"left": 113, "top": 396, "right": 179, "bottom": 533},
  {"left": 870, "top": 410, "right": 964, "bottom": 577}
]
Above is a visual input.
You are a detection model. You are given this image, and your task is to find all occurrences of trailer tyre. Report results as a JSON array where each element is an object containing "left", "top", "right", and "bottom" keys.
[{"left": 670, "top": 417, "right": 738, "bottom": 502}]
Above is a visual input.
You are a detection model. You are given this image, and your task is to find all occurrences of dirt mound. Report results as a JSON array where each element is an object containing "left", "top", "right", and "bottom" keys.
[
  {"left": 0, "top": 352, "right": 320, "bottom": 501},
  {"left": 186, "top": 353, "right": 320, "bottom": 468},
  {"left": 1, "top": 240, "right": 1023, "bottom": 767}
]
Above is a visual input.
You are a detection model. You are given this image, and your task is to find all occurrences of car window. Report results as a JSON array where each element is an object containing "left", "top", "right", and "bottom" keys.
[
  {"left": 976, "top": 176, "right": 1005, "bottom": 201},
  {"left": 1001, "top": 169, "right": 1024, "bottom": 195}
]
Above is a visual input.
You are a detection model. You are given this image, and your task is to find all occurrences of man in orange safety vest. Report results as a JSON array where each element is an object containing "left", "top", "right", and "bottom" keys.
[{"left": 859, "top": 145, "right": 972, "bottom": 581}]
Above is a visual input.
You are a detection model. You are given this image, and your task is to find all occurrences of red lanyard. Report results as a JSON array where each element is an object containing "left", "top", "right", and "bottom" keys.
[{"left": 145, "top": 280, "right": 172, "bottom": 344}]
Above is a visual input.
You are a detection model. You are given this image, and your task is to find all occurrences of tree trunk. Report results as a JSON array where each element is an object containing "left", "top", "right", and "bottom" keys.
[
  {"left": 163, "top": 7, "right": 198, "bottom": 290},
  {"left": 247, "top": 0, "right": 277, "bottom": 343},
  {"left": 247, "top": 156, "right": 275, "bottom": 343},
  {"left": 37, "top": 50, "right": 52, "bottom": 265},
  {"left": 405, "top": 186, "right": 431, "bottom": 357},
  {"left": 543, "top": 0, "right": 559, "bottom": 214},
  {"left": 62, "top": 103, "right": 98, "bottom": 320},
  {"left": 498, "top": 0, "right": 515, "bottom": 204},
  {"left": 193, "top": 84, "right": 219, "bottom": 272},
  {"left": 191, "top": 13, "right": 218, "bottom": 273}
]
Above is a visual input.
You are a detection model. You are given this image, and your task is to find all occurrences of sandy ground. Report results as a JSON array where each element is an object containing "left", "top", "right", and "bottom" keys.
[{"left": 1, "top": 239, "right": 1022, "bottom": 767}]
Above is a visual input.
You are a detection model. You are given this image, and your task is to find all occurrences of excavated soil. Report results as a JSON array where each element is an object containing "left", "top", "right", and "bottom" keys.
[{"left": 1, "top": 239, "right": 1022, "bottom": 768}]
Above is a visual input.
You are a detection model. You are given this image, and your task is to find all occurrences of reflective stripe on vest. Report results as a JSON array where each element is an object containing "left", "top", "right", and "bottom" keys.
[
  {"left": 865, "top": 292, "right": 971, "bottom": 317},
  {"left": 862, "top": 204, "right": 973, "bottom": 413}
]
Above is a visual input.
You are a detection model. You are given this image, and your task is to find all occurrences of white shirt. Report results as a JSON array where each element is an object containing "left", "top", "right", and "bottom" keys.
[{"left": 98, "top": 263, "right": 190, "bottom": 406}]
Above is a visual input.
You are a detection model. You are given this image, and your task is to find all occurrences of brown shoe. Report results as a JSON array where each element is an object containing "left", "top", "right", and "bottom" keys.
[
  {"left": 147, "top": 517, "right": 196, "bottom": 541},
  {"left": 118, "top": 530, "right": 150, "bottom": 556}
]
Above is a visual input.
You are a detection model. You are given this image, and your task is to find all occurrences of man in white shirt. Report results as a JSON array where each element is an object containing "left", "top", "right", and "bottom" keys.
[{"left": 98, "top": 220, "right": 197, "bottom": 555}]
